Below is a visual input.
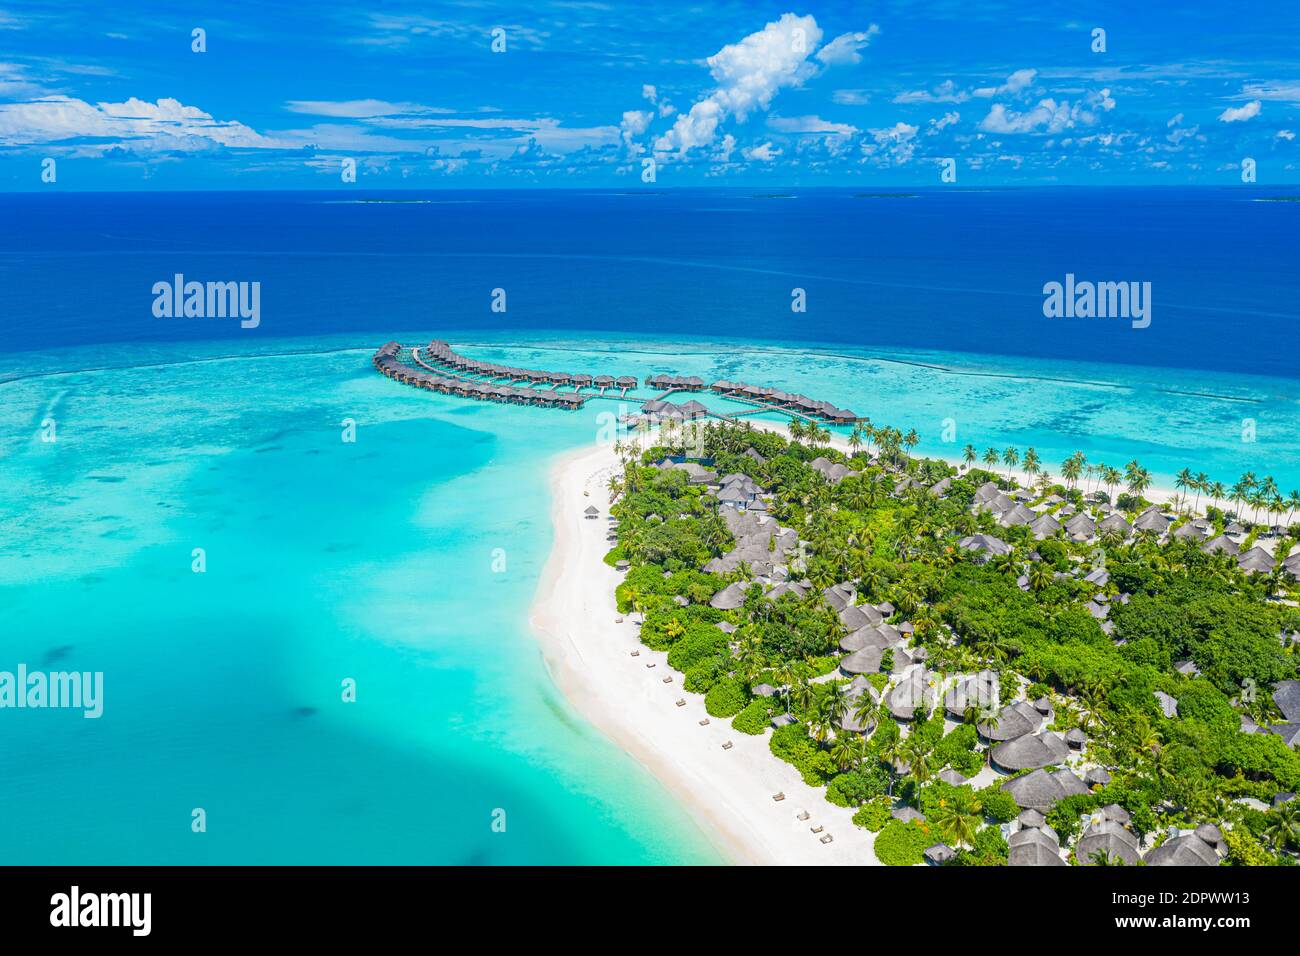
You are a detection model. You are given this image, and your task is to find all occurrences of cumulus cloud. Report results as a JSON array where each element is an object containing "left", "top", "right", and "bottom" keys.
[
  {"left": 647, "top": 13, "right": 875, "bottom": 159},
  {"left": 862, "top": 121, "right": 918, "bottom": 162},
  {"left": 895, "top": 69, "right": 1036, "bottom": 105},
  {"left": 815, "top": 25, "right": 880, "bottom": 65},
  {"left": 744, "top": 141, "right": 781, "bottom": 161},
  {"left": 1219, "top": 100, "right": 1261, "bottom": 123},
  {"left": 894, "top": 80, "right": 967, "bottom": 104},
  {"left": 973, "top": 68, "right": 1037, "bottom": 98},
  {"left": 653, "top": 13, "right": 823, "bottom": 156},
  {"left": 979, "top": 89, "right": 1111, "bottom": 134},
  {"left": 620, "top": 108, "right": 653, "bottom": 153},
  {"left": 927, "top": 111, "right": 960, "bottom": 133}
]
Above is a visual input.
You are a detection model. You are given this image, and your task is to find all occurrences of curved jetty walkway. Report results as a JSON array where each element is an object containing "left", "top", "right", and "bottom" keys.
[{"left": 372, "top": 339, "right": 861, "bottom": 424}]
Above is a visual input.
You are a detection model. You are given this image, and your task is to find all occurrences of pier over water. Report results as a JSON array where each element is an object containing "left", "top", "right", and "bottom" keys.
[{"left": 371, "top": 340, "right": 861, "bottom": 425}]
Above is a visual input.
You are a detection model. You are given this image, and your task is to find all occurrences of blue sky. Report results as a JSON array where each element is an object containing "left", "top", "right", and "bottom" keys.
[{"left": 2, "top": 0, "right": 1299, "bottom": 189}]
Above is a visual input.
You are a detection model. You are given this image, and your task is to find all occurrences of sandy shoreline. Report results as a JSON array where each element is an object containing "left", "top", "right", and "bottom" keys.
[
  {"left": 529, "top": 440, "right": 874, "bottom": 866},
  {"left": 526, "top": 420, "right": 1193, "bottom": 866},
  {"left": 743, "top": 418, "right": 1182, "bottom": 506}
]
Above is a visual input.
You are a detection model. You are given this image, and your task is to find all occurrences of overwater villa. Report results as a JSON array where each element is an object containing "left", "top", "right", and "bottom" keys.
[
  {"left": 372, "top": 340, "right": 632, "bottom": 410},
  {"left": 375, "top": 339, "right": 866, "bottom": 427}
]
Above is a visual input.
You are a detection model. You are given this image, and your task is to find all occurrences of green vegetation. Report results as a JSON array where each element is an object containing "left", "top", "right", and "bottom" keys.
[
  {"left": 874, "top": 820, "right": 935, "bottom": 866},
  {"left": 607, "top": 420, "right": 1300, "bottom": 866}
]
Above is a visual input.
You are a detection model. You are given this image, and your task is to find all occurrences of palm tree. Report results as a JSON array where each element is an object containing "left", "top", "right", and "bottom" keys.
[
  {"left": 773, "top": 661, "right": 801, "bottom": 714},
  {"left": 1102, "top": 465, "right": 1123, "bottom": 503},
  {"left": 830, "top": 734, "right": 860, "bottom": 771},
  {"left": 850, "top": 694, "right": 878, "bottom": 736},
  {"left": 1127, "top": 467, "right": 1152, "bottom": 499},
  {"left": 1021, "top": 447, "right": 1040, "bottom": 480},
  {"left": 978, "top": 705, "right": 1001, "bottom": 767},
  {"left": 931, "top": 793, "right": 982, "bottom": 849},
  {"left": 1002, "top": 446, "right": 1020, "bottom": 479},
  {"left": 1061, "top": 454, "right": 1082, "bottom": 490},
  {"left": 983, "top": 447, "right": 999, "bottom": 470},
  {"left": 791, "top": 677, "right": 815, "bottom": 717},
  {"left": 1265, "top": 802, "right": 1300, "bottom": 851},
  {"left": 1193, "top": 472, "right": 1209, "bottom": 511},
  {"left": 823, "top": 680, "right": 850, "bottom": 729},
  {"left": 962, "top": 444, "right": 977, "bottom": 470},
  {"left": 902, "top": 736, "right": 935, "bottom": 787},
  {"left": 1209, "top": 481, "right": 1227, "bottom": 513},
  {"left": 788, "top": 418, "right": 806, "bottom": 443},
  {"left": 849, "top": 424, "right": 864, "bottom": 455},
  {"left": 1028, "top": 561, "right": 1054, "bottom": 593}
]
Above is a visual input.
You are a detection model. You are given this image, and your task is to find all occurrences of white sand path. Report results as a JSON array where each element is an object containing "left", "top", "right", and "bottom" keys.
[{"left": 529, "top": 440, "right": 877, "bottom": 865}]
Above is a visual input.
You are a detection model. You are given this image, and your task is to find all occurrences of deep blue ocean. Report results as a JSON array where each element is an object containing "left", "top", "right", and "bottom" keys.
[{"left": 2, "top": 187, "right": 1297, "bottom": 377}]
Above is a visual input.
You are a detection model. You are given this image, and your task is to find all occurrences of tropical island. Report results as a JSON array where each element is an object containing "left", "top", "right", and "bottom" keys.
[
  {"left": 376, "top": 337, "right": 1300, "bottom": 865},
  {"left": 586, "top": 418, "right": 1300, "bottom": 866}
]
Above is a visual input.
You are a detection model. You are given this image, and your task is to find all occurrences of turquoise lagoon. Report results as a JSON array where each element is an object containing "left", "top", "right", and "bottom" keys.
[{"left": 2, "top": 330, "right": 1299, "bottom": 864}]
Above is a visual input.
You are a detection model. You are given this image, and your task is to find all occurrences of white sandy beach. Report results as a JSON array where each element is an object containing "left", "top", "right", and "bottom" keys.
[
  {"left": 529, "top": 439, "right": 876, "bottom": 866},
  {"left": 745, "top": 418, "right": 1183, "bottom": 506},
  {"left": 527, "top": 416, "right": 1202, "bottom": 867}
]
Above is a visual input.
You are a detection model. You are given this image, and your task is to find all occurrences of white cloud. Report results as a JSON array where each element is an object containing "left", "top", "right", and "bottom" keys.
[
  {"left": 895, "top": 69, "right": 1036, "bottom": 105},
  {"left": 642, "top": 84, "right": 657, "bottom": 104},
  {"left": 768, "top": 114, "right": 857, "bottom": 136},
  {"left": 979, "top": 93, "right": 1107, "bottom": 134},
  {"left": 815, "top": 26, "right": 880, "bottom": 66},
  {"left": 832, "top": 89, "right": 871, "bottom": 106},
  {"left": 927, "top": 111, "right": 960, "bottom": 133},
  {"left": 894, "top": 80, "right": 967, "bottom": 104},
  {"left": 654, "top": 13, "right": 824, "bottom": 157},
  {"left": 284, "top": 99, "right": 454, "bottom": 118},
  {"left": 744, "top": 141, "right": 781, "bottom": 161},
  {"left": 1167, "top": 113, "right": 1184, "bottom": 127},
  {"left": 0, "top": 95, "right": 288, "bottom": 150},
  {"left": 972, "top": 68, "right": 1038, "bottom": 98},
  {"left": 620, "top": 109, "right": 652, "bottom": 153},
  {"left": 863, "top": 121, "right": 918, "bottom": 162},
  {"left": 1277, "top": 129, "right": 1295, "bottom": 140},
  {"left": 1218, "top": 100, "right": 1261, "bottom": 123},
  {"left": 1238, "top": 84, "right": 1300, "bottom": 103}
]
